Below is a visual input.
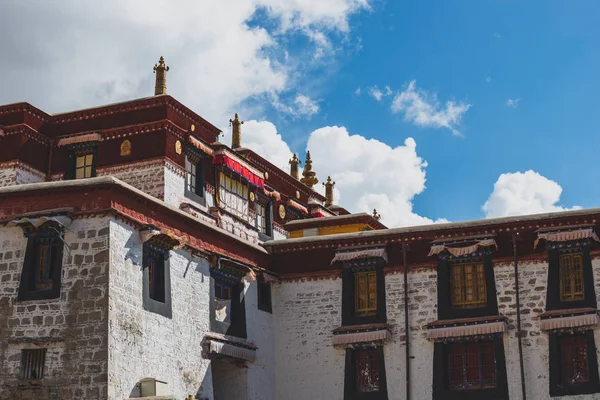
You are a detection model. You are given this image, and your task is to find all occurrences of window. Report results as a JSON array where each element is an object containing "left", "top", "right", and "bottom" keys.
[
  {"left": 20, "top": 349, "right": 46, "bottom": 379},
  {"left": 147, "top": 254, "right": 165, "bottom": 303},
  {"left": 257, "top": 275, "right": 272, "bottom": 313},
  {"left": 550, "top": 331, "right": 600, "bottom": 396},
  {"left": 560, "top": 333, "right": 589, "bottom": 384},
  {"left": 355, "top": 271, "right": 377, "bottom": 316},
  {"left": 356, "top": 349, "right": 381, "bottom": 392},
  {"left": 185, "top": 156, "right": 206, "bottom": 203},
  {"left": 344, "top": 346, "right": 387, "bottom": 399},
  {"left": 255, "top": 200, "right": 273, "bottom": 238},
  {"left": 560, "top": 253, "right": 584, "bottom": 301},
  {"left": 75, "top": 153, "right": 94, "bottom": 179},
  {"left": 211, "top": 272, "right": 247, "bottom": 338},
  {"left": 218, "top": 172, "right": 249, "bottom": 219},
  {"left": 18, "top": 228, "right": 64, "bottom": 301},
  {"left": 450, "top": 260, "right": 486, "bottom": 309},
  {"left": 448, "top": 342, "right": 496, "bottom": 390},
  {"left": 142, "top": 245, "right": 172, "bottom": 318}
]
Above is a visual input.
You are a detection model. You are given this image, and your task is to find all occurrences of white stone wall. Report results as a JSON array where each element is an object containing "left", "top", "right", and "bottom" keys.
[
  {"left": 107, "top": 219, "right": 214, "bottom": 399},
  {"left": 0, "top": 167, "right": 16, "bottom": 187},
  {"left": 273, "top": 278, "right": 345, "bottom": 399},
  {"left": 0, "top": 163, "right": 45, "bottom": 187},
  {"left": 97, "top": 160, "right": 166, "bottom": 200},
  {"left": 0, "top": 217, "right": 111, "bottom": 399}
]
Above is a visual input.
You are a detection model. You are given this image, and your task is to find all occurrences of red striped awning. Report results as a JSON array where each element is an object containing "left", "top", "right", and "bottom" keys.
[
  {"left": 286, "top": 199, "right": 308, "bottom": 214},
  {"left": 57, "top": 132, "right": 103, "bottom": 147},
  {"left": 213, "top": 149, "right": 264, "bottom": 188}
]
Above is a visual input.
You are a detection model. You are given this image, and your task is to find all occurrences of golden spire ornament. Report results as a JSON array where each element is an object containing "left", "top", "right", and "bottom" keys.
[
  {"left": 300, "top": 151, "right": 318, "bottom": 189},
  {"left": 323, "top": 176, "right": 335, "bottom": 207},
  {"left": 289, "top": 153, "right": 301, "bottom": 179},
  {"left": 230, "top": 113, "right": 244, "bottom": 149},
  {"left": 372, "top": 208, "right": 381, "bottom": 221},
  {"left": 153, "top": 56, "right": 169, "bottom": 95}
]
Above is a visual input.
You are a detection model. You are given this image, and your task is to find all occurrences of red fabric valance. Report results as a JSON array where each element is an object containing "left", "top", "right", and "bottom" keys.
[{"left": 213, "top": 150, "right": 264, "bottom": 188}]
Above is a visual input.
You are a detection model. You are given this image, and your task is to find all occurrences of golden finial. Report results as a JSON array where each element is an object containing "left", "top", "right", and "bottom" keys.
[
  {"left": 372, "top": 208, "right": 381, "bottom": 221},
  {"left": 323, "top": 176, "right": 335, "bottom": 207},
  {"left": 289, "top": 153, "right": 301, "bottom": 179},
  {"left": 229, "top": 113, "right": 244, "bottom": 149},
  {"left": 153, "top": 56, "right": 170, "bottom": 95},
  {"left": 300, "top": 151, "right": 318, "bottom": 189}
]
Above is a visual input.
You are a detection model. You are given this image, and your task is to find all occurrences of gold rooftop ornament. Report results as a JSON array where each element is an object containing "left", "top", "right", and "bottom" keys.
[
  {"left": 323, "top": 176, "right": 335, "bottom": 207},
  {"left": 153, "top": 56, "right": 169, "bottom": 95},
  {"left": 372, "top": 208, "right": 381, "bottom": 221},
  {"left": 289, "top": 153, "right": 301, "bottom": 179},
  {"left": 230, "top": 113, "right": 244, "bottom": 149},
  {"left": 300, "top": 151, "right": 318, "bottom": 189}
]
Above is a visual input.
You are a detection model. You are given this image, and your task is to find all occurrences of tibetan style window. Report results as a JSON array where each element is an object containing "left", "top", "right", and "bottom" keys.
[
  {"left": 560, "top": 253, "right": 584, "bottom": 302},
  {"left": 20, "top": 349, "right": 46, "bottom": 380},
  {"left": 210, "top": 267, "right": 247, "bottom": 339},
  {"left": 75, "top": 153, "right": 94, "bottom": 179},
  {"left": 433, "top": 338, "right": 509, "bottom": 400},
  {"left": 142, "top": 244, "right": 172, "bottom": 318},
  {"left": 185, "top": 155, "right": 206, "bottom": 205},
  {"left": 437, "top": 252, "right": 498, "bottom": 320},
  {"left": 66, "top": 147, "right": 97, "bottom": 180},
  {"left": 341, "top": 256, "right": 387, "bottom": 326},
  {"left": 450, "top": 260, "right": 487, "bottom": 309},
  {"left": 447, "top": 342, "right": 496, "bottom": 390},
  {"left": 344, "top": 346, "right": 387, "bottom": 399},
  {"left": 218, "top": 172, "right": 249, "bottom": 219},
  {"left": 255, "top": 199, "right": 273, "bottom": 239},
  {"left": 355, "top": 271, "right": 377, "bottom": 316},
  {"left": 546, "top": 247, "right": 596, "bottom": 311},
  {"left": 18, "top": 225, "right": 64, "bottom": 301},
  {"left": 549, "top": 331, "right": 600, "bottom": 396},
  {"left": 257, "top": 274, "right": 272, "bottom": 313}
]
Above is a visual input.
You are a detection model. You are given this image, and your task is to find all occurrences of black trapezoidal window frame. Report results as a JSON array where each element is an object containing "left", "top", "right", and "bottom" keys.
[
  {"left": 432, "top": 336, "right": 509, "bottom": 400},
  {"left": 549, "top": 330, "right": 600, "bottom": 397},
  {"left": 209, "top": 268, "right": 247, "bottom": 339},
  {"left": 341, "top": 257, "right": 387, "bottom": 326},
  {"left": 343, "top": 345, "right": 388, "bottom": 400},
  {"left": 436, "top": 251, "right": 498, "bottom": 320},
  {"left": 257, "top": 274, "right": 272, "bottom": 313},
  {"left": 184, "top": 152, "right": 207, "bottom": 206},
  {"left": 17, "top": 225, "right": 65, "bottom": 301},
  {"left": 546, "top": 245, "right": 597, "bottom": 311},
  {"left": 65, "top": 144, "right": 98, "bottom": 180},
  {"left": 20, "top": 348, "right": 47, "bottom": 380},
  {"left": 142, "top": 243, "right": 172, "bottom": 319},
  {"left": 255, "top": 193, "right": 274, "bottom": 240}
]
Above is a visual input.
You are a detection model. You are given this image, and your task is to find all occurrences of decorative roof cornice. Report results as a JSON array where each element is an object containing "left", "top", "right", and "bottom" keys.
[{"left": 0, "top": 124, "right": 52, "bottom": 146}]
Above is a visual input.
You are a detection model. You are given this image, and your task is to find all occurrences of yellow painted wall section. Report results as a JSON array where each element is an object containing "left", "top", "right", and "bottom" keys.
[{"left": 319, "top": 223, "right": 369, "bottom": 235}]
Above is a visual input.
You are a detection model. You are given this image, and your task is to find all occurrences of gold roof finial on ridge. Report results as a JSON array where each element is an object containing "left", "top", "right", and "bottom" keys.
[
  {"left": 323, "top": 176, "right": 336, "bottom": 207},
  {"left": 153, "top": 56, "right": 170, "bottom": 95},
  {"left": 372, "top": 208, "right": 381, "bottom": 221},
  {"left": 300, "top": 151, "right": 318, "bottom": 189},
  {"left": 289, "top": 153, "right": 301, "bottom": 179},
  {"left": 229, "top": 113, "right": 244, "bottom": 149}
]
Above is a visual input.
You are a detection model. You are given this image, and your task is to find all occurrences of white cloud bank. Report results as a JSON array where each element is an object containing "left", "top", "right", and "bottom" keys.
[
  {"left": 506, "top": 98, "right": 521, "bottom": 108},
  {"left": 482, "top": 170, "right": 580, "bottom": 218},
  {"left": 0, "top": 0, "right": 368, "bottom": 124},
  {"left": 307, "top": 126, "right": 448, "bottom": 227},
  {"left": 367, "top": 85, "right": 392, "bottom": 101},
  {"left": 391, "top": 80, "right": 471, "bottom": 136}
]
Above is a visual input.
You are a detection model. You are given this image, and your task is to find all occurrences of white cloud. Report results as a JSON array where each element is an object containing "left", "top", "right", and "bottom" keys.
[
  {"left": 482, "top": 170, "right": 580, "bottom": 218},
  {"left": 391, "top": 80, "right": 471, "bottom": 136},
  {"left": 0, "top": 0, "right": 368, "bottom": 124},
  {"left": 306, "top": 126, "right": 448, "bottom": 227},
  {"left": 354, "top": 87, "right": 362, "bottom": 96},
  {"left": 294, "top": 94, "right": 320, "bottom": 117},
  {"left": 506, "top": 98, "right": 520, "bottom": 108},
  {"left": 485, "top": 75, "right": 492, "bottom": 83},
  {"left": 367, "top": 85, "right": 392, "bottom": 101}
]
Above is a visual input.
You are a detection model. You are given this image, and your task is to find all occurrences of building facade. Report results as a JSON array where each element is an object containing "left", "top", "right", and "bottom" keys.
[{"left": 1, "top": 58, "right": 600, "bottom": 400}]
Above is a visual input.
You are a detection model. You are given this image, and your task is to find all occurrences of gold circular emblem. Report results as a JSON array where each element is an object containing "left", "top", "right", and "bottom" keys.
[
  {"left": 296, "top": 190, "right": 300, "bottom": 199},
  {"left": 175, "top": 140, "right": 182, "bottom": 155},
  {"left": 120, "top": 140, "right": 131, "bottom": 156},
  {"left": 190, "top": 124, "right": 196, "bottom": 132},
  {"left": 249, "top": 192, "right": 255, "bottom": 202},
  {"left": 264, "top": 171, "right": 269, "bottom": 180},
  {"left": 278, "top": 204, "right": 286, "bottom": 220}
]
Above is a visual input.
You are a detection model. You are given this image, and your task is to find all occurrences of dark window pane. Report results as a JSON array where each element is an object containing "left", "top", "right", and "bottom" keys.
[{"left": 356, "top": 349, "right": 380, "bottom": 392}]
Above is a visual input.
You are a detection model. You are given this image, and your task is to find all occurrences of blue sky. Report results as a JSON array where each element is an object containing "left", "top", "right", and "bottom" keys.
[
  {"left": 245, "top": 1, "right": 600, "bottom": 223},
  {"left": 1, "top": 0, "right": 599, "bottom": 226}
]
